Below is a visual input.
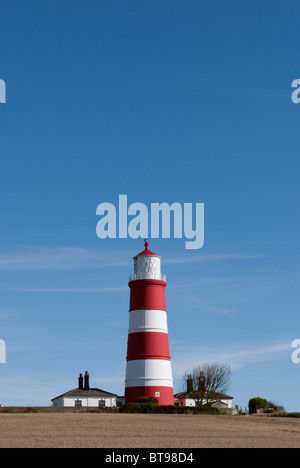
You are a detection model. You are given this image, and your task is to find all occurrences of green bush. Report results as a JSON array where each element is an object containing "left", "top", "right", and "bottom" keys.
[
  {"left": 192, "top": 406, "right": 220, "bottom": 415},
  {"left": 154, "top": 405, "right": 187, "bottom": 414},
  {"left": 137, "top": 396, "right": 159, "bottom": 405},
  {"left": 120, "top": 403, "right": 221, "bottom": 414},
  {"left": 139, "top": 402, "right": 158, "bottom": 413},
  {"left": 120, "top": 403, "right": 142, "bottom": 413}
]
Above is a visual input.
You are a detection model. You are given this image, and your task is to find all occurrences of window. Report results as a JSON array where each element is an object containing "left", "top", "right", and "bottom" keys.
[
  {"left": 75, "top": 400, "right": 82, "bottom": 407},
  {"left": 155, "top": 392, "right": 160, "bottom": 398},
  {"left": 98, "top": 399, "right": 106, "bottom": 407}
]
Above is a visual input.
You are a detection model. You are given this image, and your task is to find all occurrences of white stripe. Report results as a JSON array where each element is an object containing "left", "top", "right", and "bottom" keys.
[
  {"left": 128, "top": 309, "right": 168, "bottom": 334},
  {"left": 125, "top": 379, "right": 173, "bottom": 388},
  {"left": 125, "top": 359, "right": 173, "bottom": 388}
]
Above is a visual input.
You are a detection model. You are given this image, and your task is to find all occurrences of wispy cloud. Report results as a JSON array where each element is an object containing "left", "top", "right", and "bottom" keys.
[
  {"left": 0, "top": 245, "right": 130, "bottom": 271},
  {"left": 0, "top": 375, "right": 59, "bottom": 406},
  {"left": 0, "top": 245, "right": 276, "bottom": 300},
  {"left": 0, "top": 245, "right": 264, "bottom": 272},
  {"left": 188, "top": 295, "right": 233, "bottom": 316},
  {"left": 171, "top": 340, "right": 292, "bottom": 378},
  {"left": 1, "top": 287, "right": 127, "bottom": 293},
  {"left": 164, "top": 253, "right": 265, "bottom": 265}
]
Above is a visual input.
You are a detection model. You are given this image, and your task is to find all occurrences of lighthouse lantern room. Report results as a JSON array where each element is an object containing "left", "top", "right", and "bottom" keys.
[{"left": 125, "top": 241, "right": 174, "bottom": 405}]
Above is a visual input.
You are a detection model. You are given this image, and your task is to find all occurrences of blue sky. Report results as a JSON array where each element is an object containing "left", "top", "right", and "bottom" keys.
[{"left": 0, "top": 0, "right": 300, "bottom": 411}]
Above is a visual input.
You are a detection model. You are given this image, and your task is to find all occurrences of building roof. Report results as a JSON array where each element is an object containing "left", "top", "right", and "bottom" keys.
[
  {"left": 51, "top": 388, "right": 118, "bottom": 402},
  {"left": 174, "top": 391, "right": 233, "bottom": 400}
]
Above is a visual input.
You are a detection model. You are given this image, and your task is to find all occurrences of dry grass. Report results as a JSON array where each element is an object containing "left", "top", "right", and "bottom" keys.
[{"left": 0, "top": 413, "right": 300, "bottom": 448}]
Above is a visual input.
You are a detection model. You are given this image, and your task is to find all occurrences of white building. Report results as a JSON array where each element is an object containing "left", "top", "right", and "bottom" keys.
[
  {"left": 174, "top": 372, "right": 235, "bottom": 412},
  {"left": 174, "top": 391, "right": 233, "bottom": 409},
  {"left": 51, "top": 371, "right": 124, "bottom": 408}
]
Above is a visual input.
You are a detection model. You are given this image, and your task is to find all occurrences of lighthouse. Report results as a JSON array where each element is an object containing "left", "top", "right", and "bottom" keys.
[{"left": 125, "top": 241, "right": 174, "bottom": 405}]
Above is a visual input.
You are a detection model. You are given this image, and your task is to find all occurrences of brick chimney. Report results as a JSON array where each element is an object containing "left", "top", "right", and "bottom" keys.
[
  {"left": 84, "top": 371, "right": 90, "bottom": 391},
  {"left": 78, "top": 373, "right": 83, "bottom": 390},
  {"left": 187, "top": 374, "right": 193, "bottom": 393},
  {"left": 198, "top": 371, "right": 205, "bottom": 391}
]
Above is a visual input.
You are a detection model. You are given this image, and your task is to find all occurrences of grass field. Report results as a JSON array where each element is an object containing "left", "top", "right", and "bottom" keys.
[{"left": 0, "top": 412, "right": 299, "bottom": 448}]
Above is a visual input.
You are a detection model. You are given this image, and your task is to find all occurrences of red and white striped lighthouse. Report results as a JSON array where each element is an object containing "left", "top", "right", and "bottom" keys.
[{"left": 125, "top": 241, "right": 174, "bottom": 405}]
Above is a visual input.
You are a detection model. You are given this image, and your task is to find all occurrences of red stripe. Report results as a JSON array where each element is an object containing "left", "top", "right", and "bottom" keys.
[
  {"left": 129, "top": 279, "right": 166, "bottom": 311},
  {"left": 125, "top": 386, "right": 174, "bottom": 406},
  {"left": 126, "top": 332, "right": 171, "bottom": 361}
]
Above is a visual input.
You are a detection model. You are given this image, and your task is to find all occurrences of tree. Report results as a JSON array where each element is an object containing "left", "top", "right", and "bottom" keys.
[
  {"left": 182, "top": 362, "right": 232, "bottom": 407},
  {"left": 248, "top": 397, "right": 270, "bottom": 414}
]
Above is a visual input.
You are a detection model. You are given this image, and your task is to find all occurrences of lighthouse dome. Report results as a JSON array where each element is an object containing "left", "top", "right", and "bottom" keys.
[
  {"left": 136, "top": 241, "right": 158, "bottom": 257},
  {"left": 132, "top": 241, "right": 165, "bottom": 281}
]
